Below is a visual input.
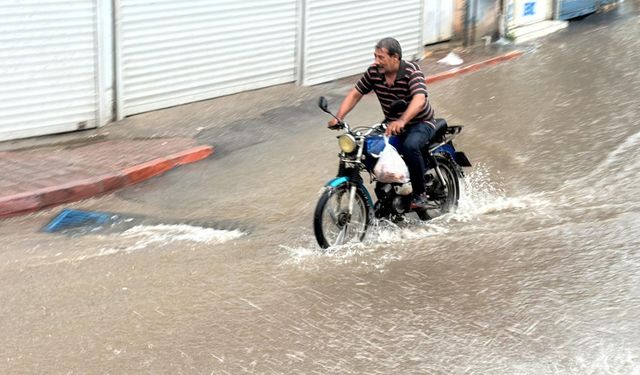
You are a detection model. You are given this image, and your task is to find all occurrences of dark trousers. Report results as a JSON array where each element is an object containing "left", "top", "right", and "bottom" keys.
[{"left": 400, "top": 122, "right": 434, "bottom": 196}]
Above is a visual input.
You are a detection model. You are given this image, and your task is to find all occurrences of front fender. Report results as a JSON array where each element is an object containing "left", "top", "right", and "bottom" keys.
[{"left": 324, "top": 176, "right": 374, "bottom": 208}]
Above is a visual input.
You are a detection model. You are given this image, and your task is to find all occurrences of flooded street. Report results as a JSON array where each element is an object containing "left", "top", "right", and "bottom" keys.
[{"left": 2, "top": 5, "right": 640, "bottom": 374}]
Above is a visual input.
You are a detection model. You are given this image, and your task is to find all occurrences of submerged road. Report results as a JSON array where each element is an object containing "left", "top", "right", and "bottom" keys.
[{"left": 1, "top": 4, "right": 640, "bottom": 373}]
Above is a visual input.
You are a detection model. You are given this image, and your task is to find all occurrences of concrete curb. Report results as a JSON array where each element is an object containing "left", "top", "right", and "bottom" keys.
[
  {"left": 426, "top": 50, "right": 524, "bottom": 84},
  {"left": 0, "top": 145, "right": 213, "bottom": 218}
]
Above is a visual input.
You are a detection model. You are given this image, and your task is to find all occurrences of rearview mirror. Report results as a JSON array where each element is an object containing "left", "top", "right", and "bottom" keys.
[{"left": 318, "top": 96, "right": 329, "bottom": 112}]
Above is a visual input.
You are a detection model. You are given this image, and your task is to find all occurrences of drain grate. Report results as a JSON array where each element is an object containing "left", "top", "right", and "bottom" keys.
[{"left": 43, "top": 209, "right": 111, "bottom": 233}]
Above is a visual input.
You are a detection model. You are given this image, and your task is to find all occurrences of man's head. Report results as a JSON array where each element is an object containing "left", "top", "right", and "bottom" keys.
[{"left": 374, "top": 37, "right": 402, "bottom": 72}]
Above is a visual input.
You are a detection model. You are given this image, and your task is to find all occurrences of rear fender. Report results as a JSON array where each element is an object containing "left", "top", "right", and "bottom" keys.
[
  {"left": 433, "top": 144, "right": 471, "bottom": 167},
  {"left": 433, "top": 143, "right": 457, "bottom": 160}
]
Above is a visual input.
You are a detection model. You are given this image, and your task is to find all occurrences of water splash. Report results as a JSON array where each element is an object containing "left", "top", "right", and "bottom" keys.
[
  {"left": 285, "top": 164, "right": 551, "bottom": 264},
  {"left": 120, "top": 224, "right": 246, "bottom": 251},
  {"left": 280, "top": 225, "right": 411, "bottom": 272},
  {"left": 453, "top": 164, "right": 550, "bottom": 221},
  {"left": 368, "top": 219, "right": 450, "bottom": 243}
]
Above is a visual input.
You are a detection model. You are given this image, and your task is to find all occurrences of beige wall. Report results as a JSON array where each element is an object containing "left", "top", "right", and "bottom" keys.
[{"left": 453, "top": 0, "right": 501, "bottom": 43}]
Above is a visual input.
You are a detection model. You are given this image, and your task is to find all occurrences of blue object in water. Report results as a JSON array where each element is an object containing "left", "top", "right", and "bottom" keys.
[{"left": 43, "top": 209, "right": 110, "bottom": 233}]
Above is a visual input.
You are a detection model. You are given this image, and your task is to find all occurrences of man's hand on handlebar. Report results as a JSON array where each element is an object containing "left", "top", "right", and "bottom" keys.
[
  {"left": 385, "top": 119, "right": 406, "bottom": 136},
  {"left": 327, "top": 117, "right": 344, "bottom": 130}
]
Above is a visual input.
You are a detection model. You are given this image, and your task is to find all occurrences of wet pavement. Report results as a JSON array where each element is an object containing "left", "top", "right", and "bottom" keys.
[{"left": 2, "top": 3, "right": 640, "bottom": 374}]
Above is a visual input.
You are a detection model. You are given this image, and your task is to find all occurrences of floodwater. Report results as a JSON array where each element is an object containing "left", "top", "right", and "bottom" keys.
[{"left": 2, "top": 6, "right": 640, "bottom": 374}]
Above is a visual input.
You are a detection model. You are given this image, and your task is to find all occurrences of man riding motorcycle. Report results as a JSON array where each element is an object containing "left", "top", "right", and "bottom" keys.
[{"left": 327, "top": 37, "right": 437, "bottom": 209}]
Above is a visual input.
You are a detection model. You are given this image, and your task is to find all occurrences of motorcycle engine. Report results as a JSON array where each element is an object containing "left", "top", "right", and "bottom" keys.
[
  {"left": 392, "top": 196, "right": 406, "bottom": 214},
  {"left": 394, "top": 182, "right": 413, "bottom": 196},
  {"left": 375, "top": 182, "right": 409, "bottom": 215}
]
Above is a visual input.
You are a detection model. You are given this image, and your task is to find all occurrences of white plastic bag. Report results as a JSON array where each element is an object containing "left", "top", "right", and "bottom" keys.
[
  {"left": 373, "top": 136, "right": 410, "bottom": 183},
  {"left": 437, "top": 52, "right": 463, "bottom": 66}
]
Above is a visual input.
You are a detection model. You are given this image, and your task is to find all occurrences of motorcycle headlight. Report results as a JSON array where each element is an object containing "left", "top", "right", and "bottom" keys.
[{"left": 338, "top": 134, "right": 357, "bottom": 153}]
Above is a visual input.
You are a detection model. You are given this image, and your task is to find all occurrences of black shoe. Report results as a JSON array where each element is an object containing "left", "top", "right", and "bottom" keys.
[{"left": 410, "top": 193, "right": 429, "bottom": 210}]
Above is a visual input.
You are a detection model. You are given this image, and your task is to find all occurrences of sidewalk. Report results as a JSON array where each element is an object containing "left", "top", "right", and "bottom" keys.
[{"left": 0, "top": 42, "right": 524, "bottom": 218}]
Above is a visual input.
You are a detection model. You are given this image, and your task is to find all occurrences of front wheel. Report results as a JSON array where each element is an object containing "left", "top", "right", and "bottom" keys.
[
  {"left": 416, "top": 156, "right": 461, "bottom": 221},
  {"left": 313, "top": 184, "right": 370, "bottom": 249}
]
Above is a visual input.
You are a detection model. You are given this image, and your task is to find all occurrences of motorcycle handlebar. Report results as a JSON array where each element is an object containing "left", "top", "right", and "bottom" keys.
[{"left": 327, "top": 121, "right": 387, "bottom": 135}]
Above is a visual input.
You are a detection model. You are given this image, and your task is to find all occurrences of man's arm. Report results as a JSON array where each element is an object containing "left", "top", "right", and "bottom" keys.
[
  {"left": 328, "top": 88, "right": 364, "bottom": 127},
  {"left": 385, "top": 93, "right": 426, "bottom": 135}
]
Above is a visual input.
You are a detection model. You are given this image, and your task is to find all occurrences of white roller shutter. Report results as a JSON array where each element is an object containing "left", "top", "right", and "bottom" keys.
[
  {"left": 0, "top": 0, "right": 100, "bottom": 142},
  {"left": 424, "top": 0, "right": 454, "bottom": 45},
  {"left": 302, "top": 0, "right": 423, "bottom": 86},
  {"left": 117, "top": 0, "right": 298, "bottom": 117}
]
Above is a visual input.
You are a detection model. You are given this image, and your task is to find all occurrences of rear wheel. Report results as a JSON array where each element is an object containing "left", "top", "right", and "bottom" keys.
[
  {"left": 313, "top": 184, "right": 370, "bottom": 249},
  {"left": 416, "top": 156, "right": 460, "bottom": 221}
]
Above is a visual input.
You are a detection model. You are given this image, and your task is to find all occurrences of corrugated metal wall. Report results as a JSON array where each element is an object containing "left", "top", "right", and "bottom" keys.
[
  {"left": 1, "top": 1, "right": 434, "bottom": 141},
  {"left": 558, "top": 0, "right": 597, "bottom": 19},
  {"left": 0, "top": 0, "right": 99, "bottom": 142},
  {"left": 302, "top": 0, "right": 423, "bottom": 86},
  {"left": 116, "top": 0, "right": 298, "bottom": 117}
]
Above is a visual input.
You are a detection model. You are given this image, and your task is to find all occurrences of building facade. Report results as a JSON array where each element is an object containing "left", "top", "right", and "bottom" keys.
[{"left": 0, "top": 0, "right": 612, "bottom": 142}]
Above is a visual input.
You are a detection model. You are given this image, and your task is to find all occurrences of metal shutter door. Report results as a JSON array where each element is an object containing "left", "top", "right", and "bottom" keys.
[
  {"left": 423, "top": 0, "right": 454, "bottom": 45},
  {"left": 0, "top": 0, "right": 99, "bottom": 142},
  {"left": 558, "top": 0, "right": 597, "bottom": 20},
  {"left": 302, "top": 0, "right": 423, "bottom": 86},
  {"left": 117, "top": 0, "right": 298, "bottom": 117}
]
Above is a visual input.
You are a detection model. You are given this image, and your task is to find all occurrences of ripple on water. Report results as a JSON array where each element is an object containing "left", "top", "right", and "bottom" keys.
[{"left": 118, "top": 224, "right": 246, "bottom": 251}]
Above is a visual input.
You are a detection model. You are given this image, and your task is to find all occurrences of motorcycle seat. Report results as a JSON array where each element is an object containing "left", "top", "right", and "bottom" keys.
[{"left": 431, "top": 118, "right": 448, "bottom": 142}]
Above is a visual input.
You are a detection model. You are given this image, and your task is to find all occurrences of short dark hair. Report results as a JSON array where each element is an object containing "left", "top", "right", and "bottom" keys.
[{"left": 375, "top": 37, "right": 402, "bottom": 59}]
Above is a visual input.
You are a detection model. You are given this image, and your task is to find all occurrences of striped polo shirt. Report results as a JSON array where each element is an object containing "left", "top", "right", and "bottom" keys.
[{"left": 355, "top": 60, "right": 435, "bottom": 125}]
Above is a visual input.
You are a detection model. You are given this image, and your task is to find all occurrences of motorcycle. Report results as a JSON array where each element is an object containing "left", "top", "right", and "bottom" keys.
[{"left": 313, "top": 96, "right": 472, "bottom": 249}]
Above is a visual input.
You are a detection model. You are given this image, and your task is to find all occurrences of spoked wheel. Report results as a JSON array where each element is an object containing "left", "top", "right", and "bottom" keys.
[
  {"left": 416, "top": 156, "right": 460, "bottom": 221},
  {"left": 313, "top": 184, "right": 370, "bottom": 249}
]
